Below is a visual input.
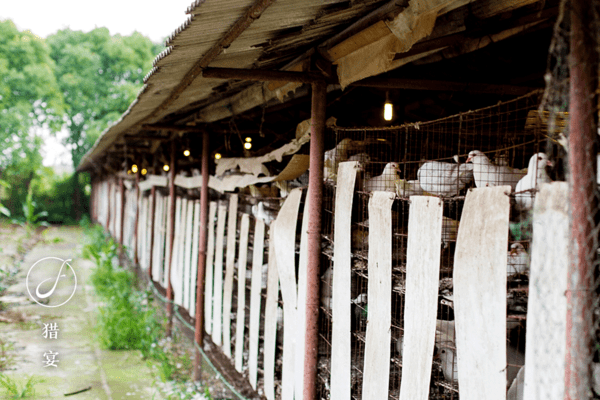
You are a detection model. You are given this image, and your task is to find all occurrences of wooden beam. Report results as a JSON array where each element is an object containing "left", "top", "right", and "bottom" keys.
[
  {"left": 144, "top": 0, "right": 277, "bottom": 123},
  {"left": 351, "top": 77, "right": 539, "bottom": 95},
  {"left": 202, "top": 67, "right": 326, "bottom": 84},
  {"left": 141, "top": 124, "right": 202, "bottom": 133}
]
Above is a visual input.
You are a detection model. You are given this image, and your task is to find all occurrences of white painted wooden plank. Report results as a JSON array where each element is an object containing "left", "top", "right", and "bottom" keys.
[
  {"left": 171, "top": 197, "right": 184, "bottom": 306},
  {"left": 454, "top": 186, "right": 510, "bottom": 400},
  {"left": 295, "top": 189, "right": 310, "bottom": 400},
  {"left": 273, "top": 189, "right": 303, "bottom": 400},
  {"left": 524, "top": 182, "right": 568, "bottom": 400},
  {"left": 399, "top": 196, "right": 444, "bottom": 400},
  {"left": 164, "top": 195, "right": 173, "bottom": 288},
  {"left": 222, "top": 194, "right": 239, "bottom": 358},
  {"left": 362, "top": 191, "right": 395, "bottom": 400},
  {"left": 138, "top": 196, "right": 146, "bottom": 269},
  {"left": 190, "top": 200, "right": 200, "bottom": 318},
  {"left": 248, "top": 218, "right": 266, "bottom": 389},
  {"left": 263, "top": 232, "right": 279, "bottom": 400},
  {"left": 205, "top": 201, "right": 218, "bottom": 335},
  {"left": 331, "top": 162, "right": 359, "bottom": 400},
  {"left": 235, "top": 214, "right": 250, "bottom": 372},
  {"left": 183, "top": 199, "right": 194, "bottom": 311},
  {"left": 178, "top": 199, "right": 189, "bottom": 306},
  {"left": 152, "top": 193, "right": 164, "bottom": 282},
  {"left": 145, "top": 195, "right": 152, "bottom": 270},
  {"left": 212, "top": 203, "right": 228, "bottom": 346}
]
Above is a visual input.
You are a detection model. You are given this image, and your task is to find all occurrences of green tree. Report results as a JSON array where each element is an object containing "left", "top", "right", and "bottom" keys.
[
  {"left": 47, "top": 28, "right": 162, "bottom": 219},
  {"left": 0, "top": 19, "right": 65, "bottom": 217}
]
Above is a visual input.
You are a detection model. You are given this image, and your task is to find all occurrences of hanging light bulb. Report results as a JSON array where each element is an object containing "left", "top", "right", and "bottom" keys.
[
  {"left": 183, "top": 149, "right": 190, "bottom": 157},
  {"left": 131, "top": 164, "right": 138, "bottom": 173},
  {"left": 244, "top": 142, "right": 252, "bottom": 150},
  {"left": 384, "top": 91, "right": 393, "bottom": 121},
  {"left": 127, "top": 169, "right": 132, "bottom": 174},
  {"left": 214, "top": 153, "right": 222, "bottom": 160},
  {"left": 141, "top": 168, "right": 147, "bottom": 176},
  {"left": 163, "top": 164, "right": 170, "bottom": 172},
  {"left": 245, "top": 137, "right": 252, "bottom": 142}
]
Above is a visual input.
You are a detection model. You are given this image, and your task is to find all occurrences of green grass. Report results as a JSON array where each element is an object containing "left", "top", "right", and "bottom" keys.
[
  {"left": 82, "top": 224, "right": 209, "bottom": 399},
  {"left": 0, "top": 374, "right": 40, "bottom": 398}
]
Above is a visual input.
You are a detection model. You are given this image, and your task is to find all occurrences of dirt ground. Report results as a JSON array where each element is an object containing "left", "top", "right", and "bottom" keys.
[{"left": 0, "top": 224, "right": 235, "bottom": 400}]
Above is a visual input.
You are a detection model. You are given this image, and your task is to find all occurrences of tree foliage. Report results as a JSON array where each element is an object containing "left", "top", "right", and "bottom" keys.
[{"left": 47, "top": 28, "right": 161, "bottom": 167}]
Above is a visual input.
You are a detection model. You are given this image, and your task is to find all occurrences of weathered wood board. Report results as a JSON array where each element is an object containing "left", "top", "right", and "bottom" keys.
[
  {"left": 263, "top": 231, "right": 279, "bottom": 400},
  {"left": 204, "top": 201, "right": 218, "bottom": 335},
  {"left": 524, "top": 182, "right": 568, "bottom": 399},
  {"left": 183, "top": 199, "right": 194, "bottom": 311},
  {"left": 295, "top": 189, "right": 310, "bottom": 400},
  {"left": 222, "top": 194, "right": 239, "bottom": 357},
  {"left": 399, "top": 196, "right": 443, "bottom": 400},
  {"left": 331, "top": 162, "right": 359, "bottom": 399},
  {"left": 362, "top": 191, "right": 395, "bottom": 400},
  {"left": 190, "top": 200, "right": 200, "bottom": 318},
  {"left": 163, "top": 195, "right": 173, "bottom": 288},
  {"left": 453, "top": 186, "right": 510, "bottom": 400},
  {"left": 273, "top": 189, "right": 302, "bottom": 400},
  {"left": 212, "top": 203, "right": 228, "bottom": 346},
  {"left": 170, "top": 197, "right": 183, "bottom": 305},
  {"left": 235, "top": 214, "right": 250, "bottom": 372},
  {"left": 248, "top": 218, "right": 265, "bottom": 389}
]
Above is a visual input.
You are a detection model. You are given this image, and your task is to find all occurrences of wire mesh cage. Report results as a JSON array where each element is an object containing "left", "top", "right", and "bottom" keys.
[{"left": 318, "top": 90, "right": 547, "bottom": 399}]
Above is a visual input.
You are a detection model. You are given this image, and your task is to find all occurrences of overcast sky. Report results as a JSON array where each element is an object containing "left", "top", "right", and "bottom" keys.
[{"left": 1, "top": 0, "right": 195, "bottom": 167}]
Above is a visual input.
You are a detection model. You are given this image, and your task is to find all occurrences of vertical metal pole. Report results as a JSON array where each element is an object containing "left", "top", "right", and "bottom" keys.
[
  {"left": 134, "top": 172, "right": 140, "bottom": 265},
  {"left": 194, "top": 131, "right": 210, "bottom": 381},
  {"left": 566, "top": 1, "right": 598, "bottom": 398},
  {"left": 148, "top": 185, "right": 157, "bottom": 280},
  {"left": 166, "top": 140, "right": 177, "bottom": 337},
  {"left": 119, "top": 177, "right": 125, "bottom": 245},
  {"left": 304, "top": 80, "right": 326, "bottom": 400}
]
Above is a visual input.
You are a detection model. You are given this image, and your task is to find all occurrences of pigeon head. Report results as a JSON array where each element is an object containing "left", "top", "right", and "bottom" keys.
[
  {"left": 528, "top": 152, "right": 552, "bottom": 171},
  {"left": 510, "top": 242, "right": 525, "bottom": 255},
  {"left": 466, "top": 150, "right": 489, "bottom": 164},
  {"left": 384, "top": 162, "right": 400, "bottom": 174}
]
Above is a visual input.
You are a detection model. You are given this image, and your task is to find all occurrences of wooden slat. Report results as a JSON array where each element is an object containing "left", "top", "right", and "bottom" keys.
[
  {"left": 362, "top": 191, "right": 395, "bottom": 400},
  {"left": 171, "top": 197, "right": 184, "bottom": 306},
  {"left": 183, "top": 199, "right": 195, "bottom": 311},
  {"left": 331, "top": 162, "right": 359, "bottom": 399},
  {"left": 295, "top": 189, "right": 310, "bottom": 400},
  {"left": 222, "top": 194, "right": 239, "bottom": 358},
  {"left": 163, "top": 195, "right": 173, "bottom": 288},
  {"left": 212, "top": 203, "right": 228, "bottom": 346},
  {"left": 399, "top": 196, "right": 443, "bottom": 400},
  {"left": 248, "top": 218, "right": 266, "bottom": 389},
  {"left": 453, "top": 186, "right": 510, "bottom": 400},
  {"left": 273, "top": 189, "right": 303, "bottom": 400},
  {"left": 235, "top": 214, "right": 250, "bottom": 372},
  {"left": 263, "top": 231, "right": 279, "bottom": 400},
  {"left": 190, "top": 200, "right": 201, "bottom": 318},
  {"left": 524, "top": 182, "right": 568, "bottom": 399},
  {"left": 205, "top": 201, "right": 218, "bottom": 335}
]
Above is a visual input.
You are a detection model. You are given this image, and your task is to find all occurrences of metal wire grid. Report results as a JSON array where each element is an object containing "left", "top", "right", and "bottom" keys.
[{"left": 318, "top": 90, "right": 545, "bottom": 399}]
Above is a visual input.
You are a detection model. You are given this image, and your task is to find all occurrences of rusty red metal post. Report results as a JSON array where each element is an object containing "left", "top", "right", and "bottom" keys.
[
  {"left": 148, "top": 185, "right": 157, "bottom": 280},
  {"left": 166, "top": 140, "right": 177, "bottom": 337},
  {"left": 134, "top": 172, "right": 140, "bottom": 265},
  {"left": 304, "top": 80, "right": 326, "bottom": 400},
  {"left": 193, "top": 131, "right": 210, "bottom": 381},
  {"left": 119, "top": 177, "right": 125, "bottom": 245},
  {"left": 566, "top": 0, "right": 598, "bottom": 398}
]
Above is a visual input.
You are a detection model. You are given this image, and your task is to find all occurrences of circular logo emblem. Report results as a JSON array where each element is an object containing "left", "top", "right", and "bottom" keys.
[{"left": 26, "top": 257, "right": 77, "bottom": 308}]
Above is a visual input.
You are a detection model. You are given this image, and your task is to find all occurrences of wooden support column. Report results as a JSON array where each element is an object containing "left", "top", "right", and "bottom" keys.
[
  {"left": 304, "top": 80, "right": 326, "bottom": 400},
  {"left": 194, "top": 131, "right": 210, "bottom": 381},
  {"left": 565, "top": 0, "right": 598, "bottom": 398},
  {"left": 166, "top": 139, "right": 177, "bottom": 337}
]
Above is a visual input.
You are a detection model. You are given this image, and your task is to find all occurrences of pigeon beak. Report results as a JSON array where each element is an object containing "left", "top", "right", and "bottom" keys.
[
  {"left": 466, "top": 156, "right": 473, "bottom": 163},
  {"left": 547, "top": 160, "right": 553, "bottom": 167}
]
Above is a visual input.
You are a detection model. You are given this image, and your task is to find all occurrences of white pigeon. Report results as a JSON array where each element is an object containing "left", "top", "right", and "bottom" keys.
[
  {"left": 320, "top": 266, "right": 333, "bottom": 312},
  {"left": 466, "top": 150, "right": 526, "bottom": 190},
  {"left": 515, "top": 152, "right": 552, "bottom": 210},
  {"left": 417, "top": 161, "right": 474, "bottom": 196},
  {"left": 395, "top": 179, "right": 424, "bottom": 198},
  {"left": 507, "top": 243, "right": 529, "bottom": 275},
  {"left": 439, "top": 347, "right": 458, "bottom": 384},
  {"left": 507, "top": 365, "right": 524, "bottom": 400},
  {"left": 364, "top": 162, "right": 399, "bottom": 192},
  {"left": 323, "top": 138, "right": 362, "bottom": 182},
  {"left": 251, "top": 202, "right": 277, "bottom": 226}
]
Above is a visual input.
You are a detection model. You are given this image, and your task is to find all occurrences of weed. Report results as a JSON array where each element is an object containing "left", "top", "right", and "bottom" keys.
[
  {"left": 0, "top": 338, "right": 15, "bottom": 371},
  {"left": 0, "top": 374, "right": 39, "bottom": 398}
]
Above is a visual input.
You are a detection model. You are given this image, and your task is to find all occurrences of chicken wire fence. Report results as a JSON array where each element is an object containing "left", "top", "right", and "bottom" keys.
[{"left": 319, "top": 90, "right": 548, "bottom": 400}]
